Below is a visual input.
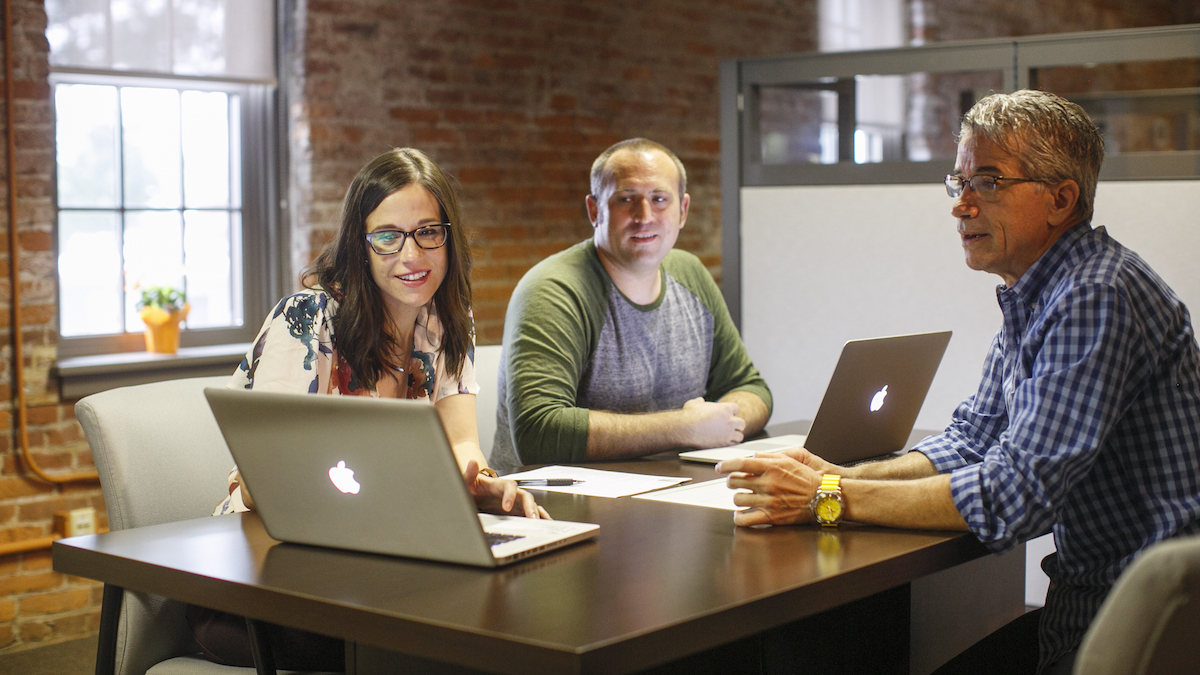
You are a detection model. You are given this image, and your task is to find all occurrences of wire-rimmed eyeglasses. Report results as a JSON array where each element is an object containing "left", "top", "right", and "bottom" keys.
[
  {"left": 365, "top": 224, "right": 451, "bottom": 255},
  {"left": 944, "top": 174, "right": 1042, "bottom": 198}
]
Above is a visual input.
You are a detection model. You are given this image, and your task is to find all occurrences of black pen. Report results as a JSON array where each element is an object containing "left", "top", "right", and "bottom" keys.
[{"left": 516, "top": 478, "right": 585, "bottom": 487}]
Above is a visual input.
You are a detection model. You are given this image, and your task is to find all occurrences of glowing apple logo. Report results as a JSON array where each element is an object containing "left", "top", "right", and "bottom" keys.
[
  {"left": 869, "top": 385, "right": 889, "bottom": 412},
  {"left": 328, "top": 461, "right": 361, "bottom": 494}
]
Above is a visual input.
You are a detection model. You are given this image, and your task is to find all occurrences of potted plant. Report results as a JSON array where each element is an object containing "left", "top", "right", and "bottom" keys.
[{"left": 137, "top": 285, "right": 190, "bottom": 354}]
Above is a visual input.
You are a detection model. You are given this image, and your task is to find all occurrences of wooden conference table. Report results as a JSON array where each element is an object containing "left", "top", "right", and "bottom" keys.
[{"left": 53, "top": 422, "right": 1022, "bottom": 674}]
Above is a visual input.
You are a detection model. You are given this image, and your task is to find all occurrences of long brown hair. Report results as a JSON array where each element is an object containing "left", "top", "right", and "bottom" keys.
[{"left": 303, "top": 148, "right": 474, "bottom": 390}]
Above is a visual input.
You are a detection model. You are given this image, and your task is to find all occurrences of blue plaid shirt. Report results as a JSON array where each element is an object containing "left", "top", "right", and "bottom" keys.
[{"left": 915, "top": 223, "right": 1200, "bottom": 670}]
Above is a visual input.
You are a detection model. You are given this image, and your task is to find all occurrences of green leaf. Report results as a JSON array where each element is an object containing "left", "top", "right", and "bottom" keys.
[{"left": 136, "top": 285, "right": 187, "bottom": 313}]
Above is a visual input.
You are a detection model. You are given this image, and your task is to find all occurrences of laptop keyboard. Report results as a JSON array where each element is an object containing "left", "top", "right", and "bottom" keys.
[{"left": 486, "top": 532, "right": 526, "bottom": 547}]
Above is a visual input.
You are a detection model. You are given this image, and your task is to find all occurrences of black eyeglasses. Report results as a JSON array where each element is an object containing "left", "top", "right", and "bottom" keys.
[
  {"left": 945, "top": 174, "right": 1042, "bottom": 198},
  {"left": 365, "top": 224, "right": 451, "bottom": 255}
]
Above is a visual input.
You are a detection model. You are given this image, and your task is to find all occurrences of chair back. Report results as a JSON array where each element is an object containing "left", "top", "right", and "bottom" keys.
[
  {"left": 474, "top": 344, "right": 502, "bottom": 461},
  {"left": 77, "top": 375, "right": 239, "bottom": 675},
  {"left": 1073, "top": 534, "right": 1200, "bottom": 675}
]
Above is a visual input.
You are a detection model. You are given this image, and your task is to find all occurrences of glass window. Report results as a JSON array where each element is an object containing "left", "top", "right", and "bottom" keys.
[
  {"left": 55, "top": 81, "right": 245, "bottom": 338},
  {"left": 47, "top": 0, "right": 274, "bottom": 355}
]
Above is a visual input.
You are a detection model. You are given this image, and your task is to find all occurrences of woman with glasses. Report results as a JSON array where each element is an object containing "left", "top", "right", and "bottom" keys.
[
  {"left": 218, "top": 147, "right": 542, "bottom": 518},
  {"left": 194, "top": 148, "right": 546, "bottom": 669}
]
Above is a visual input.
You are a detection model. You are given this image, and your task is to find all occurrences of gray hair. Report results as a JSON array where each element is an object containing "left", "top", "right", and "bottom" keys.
[
  {"left": 960, "top": 90, "right": 1105, "bottom": 222},
  {"left": 590, "top": 138, "right": 687, "bottom": 199}
]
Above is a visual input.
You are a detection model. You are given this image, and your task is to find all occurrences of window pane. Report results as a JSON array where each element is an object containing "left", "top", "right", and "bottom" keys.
[
  {"left": 1033, "top": 59, "right": 1200, "bottom": 155},
  {"left": 123, "top": 210, "right": 184, "bottom": 332},
  {"left": 122, "top": 87, "right": 182, "bottom": 208},
  {"left": 183, "top": 209, "right": 241, "bottom": 327},
  {"left": 45, "top": 0, "right": 110, "bottom": 68},
  {"left": 182, "top": 90, "right": 230, "bottom": 208},
  {"left": 111, "top": 0, "right": 170, "bottom": 71},
  {"left": 55, "top": 84, "right": 120, "bottom": 208},
  {"left": 59, "top": 210, "right": 124, "bottom": 336}
]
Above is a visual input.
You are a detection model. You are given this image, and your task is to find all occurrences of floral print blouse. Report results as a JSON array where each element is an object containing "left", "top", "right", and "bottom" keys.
[{"left": 214, "top": 288, "right": 478, "bottom": 514}]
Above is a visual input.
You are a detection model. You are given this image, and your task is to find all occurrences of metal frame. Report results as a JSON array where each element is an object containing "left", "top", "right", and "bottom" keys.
[{"left": 720, "top": 23, "right": 1200, "bottom": 325}]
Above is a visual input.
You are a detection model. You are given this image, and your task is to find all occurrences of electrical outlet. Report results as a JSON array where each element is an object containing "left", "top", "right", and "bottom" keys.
[{"left": 54, "top": 507, "right": 97, "bottom": 538}]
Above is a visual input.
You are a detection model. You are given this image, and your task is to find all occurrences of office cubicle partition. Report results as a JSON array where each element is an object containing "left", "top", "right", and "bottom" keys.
[
  {"left": 721, "top": 23, "right": 1200, "bottom": 432},
  {"left": 720, "top": 24, "right": 1200, "bottom": 670}
]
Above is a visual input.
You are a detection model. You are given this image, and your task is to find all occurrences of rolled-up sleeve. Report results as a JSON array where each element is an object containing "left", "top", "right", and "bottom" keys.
[{"left": 925, "top": 283, "right": 1142, "bottom": 553}]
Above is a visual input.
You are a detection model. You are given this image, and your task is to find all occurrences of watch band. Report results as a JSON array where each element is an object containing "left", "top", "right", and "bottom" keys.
[
  {"left": 478, "top": 467, "right": 499, "bottom": 479},
  {"left": 820, "top": 474, "right": 841, "bottom": 493}
]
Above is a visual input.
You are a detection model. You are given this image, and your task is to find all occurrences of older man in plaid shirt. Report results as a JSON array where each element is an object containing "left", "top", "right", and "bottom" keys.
[{"left": 718, "top": 89, "right": 1200, "bottom": 675}]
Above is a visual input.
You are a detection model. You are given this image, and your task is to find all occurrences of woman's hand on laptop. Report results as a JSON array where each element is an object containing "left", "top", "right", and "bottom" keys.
[{"left": 462, "top": 460, "right": 552, "bottom": 520}]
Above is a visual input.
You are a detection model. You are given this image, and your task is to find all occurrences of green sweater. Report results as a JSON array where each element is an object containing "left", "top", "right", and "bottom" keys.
[{"left": 491, "top": 240, "right": 772, "bottom": 469}]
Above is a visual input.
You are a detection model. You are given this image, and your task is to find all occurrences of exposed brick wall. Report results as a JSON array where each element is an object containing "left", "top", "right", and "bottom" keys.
[
  {"left": 293, "top": 0, "right": 820, "bottom": 344},
  {"left": 0, "top": 0, "right": 1197, "bottom": 658},
  {"left": 0, "top": 0, "right": 106, "bottom": 654},
  {"left": 914, "top": 0, "right": 1200, "bottom": 42},
  {"left": 293, "top": 0, "right": 1200, "bottom": 346}
]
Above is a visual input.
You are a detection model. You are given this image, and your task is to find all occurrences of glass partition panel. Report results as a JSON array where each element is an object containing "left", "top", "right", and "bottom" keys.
[
  {"left": 759, "top": 82, "right": 840, "bottom": 165},
  {"left": 906, "top": 70, "right": 1005, "bottom": 162},
  {"left": 1033, "top": 59, "right": 1200, "bottom": 156},
  {"left": 753, "top": 69, "right": 1004, "bottom": 167}
]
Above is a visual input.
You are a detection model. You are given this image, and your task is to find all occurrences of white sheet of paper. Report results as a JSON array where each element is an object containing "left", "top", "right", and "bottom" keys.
[
  {"left": 504, "top": 466, "right": 691, "bottom": 498},
  {"left": 632, "top": 478, "right": 749, "bottom": 511}
]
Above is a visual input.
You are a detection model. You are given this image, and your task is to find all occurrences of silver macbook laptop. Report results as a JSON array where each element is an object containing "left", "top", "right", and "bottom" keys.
[
  {"left": 680, "top": 330, "right": 951, "bottom": 465},
  {"left": 204, "top": 387, "right": 598, "bottom": 567}
]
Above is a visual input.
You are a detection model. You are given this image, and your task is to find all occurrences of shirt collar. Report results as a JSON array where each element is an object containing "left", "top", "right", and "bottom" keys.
[{"left": 1002, "top": 221, "right": 1093, "bottom": 308}]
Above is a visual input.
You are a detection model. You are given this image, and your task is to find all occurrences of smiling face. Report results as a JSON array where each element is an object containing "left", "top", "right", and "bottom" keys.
[
  {"left": 952, "top": 135, "right": 1067, "bottom": 287},
  {"left": 587, "top": 148, "right": 690, "bottom": 281},
  {"left": 365, "top": 183, "right": 448, "bottom": 328}
]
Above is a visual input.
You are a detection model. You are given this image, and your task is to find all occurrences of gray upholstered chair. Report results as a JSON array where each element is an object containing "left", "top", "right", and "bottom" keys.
[
  {"left": 77, "top": 376, "right": 299, "bottom": 675},
  {"left": 473, "top": 344, "right": 502, "bottom": 461},
  {"left": 1072, "top": 534, "right": 1200, "bottom": 675}
]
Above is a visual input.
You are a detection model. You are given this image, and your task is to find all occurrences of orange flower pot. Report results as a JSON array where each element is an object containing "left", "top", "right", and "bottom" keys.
[{"left": 139, "top": 304, "right": 190, "bottom": 354}]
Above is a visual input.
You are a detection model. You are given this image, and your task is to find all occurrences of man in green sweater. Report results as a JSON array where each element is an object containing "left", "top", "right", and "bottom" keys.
[{"left": 491, "top": 138, "right": 772, "bottom": 470}]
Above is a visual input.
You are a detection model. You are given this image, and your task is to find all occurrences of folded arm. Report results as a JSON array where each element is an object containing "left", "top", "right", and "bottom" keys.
[{"left": 582, "top": 388, "right": 769, "bottom": 460}]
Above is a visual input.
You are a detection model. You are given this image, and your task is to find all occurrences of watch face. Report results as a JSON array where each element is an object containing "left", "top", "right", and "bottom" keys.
[{"left": 816, "top": 496, "right": 843, "bottom": 523}]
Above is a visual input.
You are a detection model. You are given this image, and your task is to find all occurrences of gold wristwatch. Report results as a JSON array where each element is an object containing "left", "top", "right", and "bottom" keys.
[{"left": 810, "top": 474, "right": 844, "bottom": 526}]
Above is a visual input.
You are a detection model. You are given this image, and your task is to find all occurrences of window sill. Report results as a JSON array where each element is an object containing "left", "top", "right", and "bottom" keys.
[{"left": 56, "top": 343, "right": 250, "bottom": 400}]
